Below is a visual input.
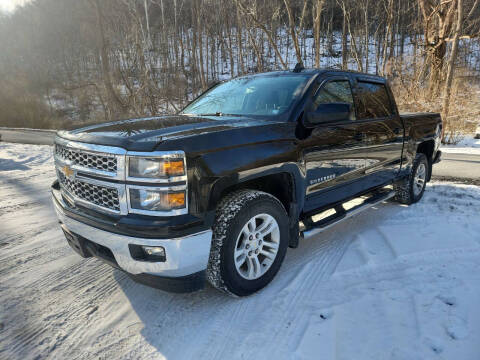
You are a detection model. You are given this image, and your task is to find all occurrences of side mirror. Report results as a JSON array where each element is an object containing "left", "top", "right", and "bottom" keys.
[{"left": 304, "top": 103, "right": 352, "bottom": 127}]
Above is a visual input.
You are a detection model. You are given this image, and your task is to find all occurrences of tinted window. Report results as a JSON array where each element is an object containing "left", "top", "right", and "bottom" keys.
[
  {"left": 356, "top": 81, "right": 393, "bottom": 119},
  {"left": 181, "top": 75, "right": 310, "bottom": 117},
  {"left": 313, "top": 80, "right": 355, "bottom": 120}
]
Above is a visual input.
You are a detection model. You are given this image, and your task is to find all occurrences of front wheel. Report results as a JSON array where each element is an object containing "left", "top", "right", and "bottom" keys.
[
  {"left": 394, "top": 153, "right": 429, "bottom": 205},
  {"left": 207, "top": 190, "right": 289, "bottom": 296}
]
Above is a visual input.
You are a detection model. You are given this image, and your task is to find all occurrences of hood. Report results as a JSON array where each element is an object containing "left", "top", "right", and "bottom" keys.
[{"left": 57, "top": 115, "right": 276, "bottom": 151}]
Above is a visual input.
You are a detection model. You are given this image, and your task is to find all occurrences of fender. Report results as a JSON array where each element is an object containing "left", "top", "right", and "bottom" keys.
[
  {"left": 400, "top": 113, "right": 442, "bottom": 176},
  {"left": 206, "top": 163, "right": 306, "bottom": 213},
  {"left": 187, "top": 138, "right": 307, "bottom": 226}
]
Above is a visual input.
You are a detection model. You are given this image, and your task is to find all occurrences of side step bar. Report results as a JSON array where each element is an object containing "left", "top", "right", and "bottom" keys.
[{"left": 301, "top": 190, "right": 396, "bottom": 240}]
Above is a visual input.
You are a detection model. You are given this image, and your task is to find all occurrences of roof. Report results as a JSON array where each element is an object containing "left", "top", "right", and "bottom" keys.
[{"left": 236, "top": 67, "right": 384, "bottom": 80}]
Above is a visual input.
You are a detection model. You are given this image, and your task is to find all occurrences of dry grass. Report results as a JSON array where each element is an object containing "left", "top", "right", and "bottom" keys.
[{"left": 390, "top": 60, "right": 480, "bottom": 144}]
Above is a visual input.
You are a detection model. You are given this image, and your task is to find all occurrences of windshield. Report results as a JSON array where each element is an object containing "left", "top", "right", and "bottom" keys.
[{"left": 181, "top": 74, "right": 311, "bottom": 117}]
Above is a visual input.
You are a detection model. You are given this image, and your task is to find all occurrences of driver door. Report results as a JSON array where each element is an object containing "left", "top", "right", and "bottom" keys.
[{"left": 300, "top": 76, "right": 369, "bottom": 213}]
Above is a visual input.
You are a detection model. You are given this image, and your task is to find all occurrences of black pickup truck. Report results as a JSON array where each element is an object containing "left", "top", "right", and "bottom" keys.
[{"left": 52, "top": 68, "right": 442, "bottom": 296}]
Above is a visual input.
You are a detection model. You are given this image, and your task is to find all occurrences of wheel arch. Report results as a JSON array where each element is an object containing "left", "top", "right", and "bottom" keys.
[
  {"left": 208, "top": 168, "right": 303, "bottom": 248},
  {"left": 416, "top": 140, "right": 435, "bottom": 181},
  {"left": 209, "top": 171, "right": 298, "bottom": 216}
]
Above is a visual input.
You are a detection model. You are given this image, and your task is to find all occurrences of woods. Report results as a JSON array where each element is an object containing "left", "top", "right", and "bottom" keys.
[{"left": 0, "top": 0, "right": 479, "bottom": 142}]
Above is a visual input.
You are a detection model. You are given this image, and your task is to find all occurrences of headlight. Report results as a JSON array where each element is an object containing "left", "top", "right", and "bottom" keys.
[
  {"left": 129, "top": 188, "right": 186, "bottom": 211},
  {"left": 126, "top": 152, "right": 187, "bottom": 216},
  {"left": 128, "top": 156, "right": 185, "bottom": 179}
]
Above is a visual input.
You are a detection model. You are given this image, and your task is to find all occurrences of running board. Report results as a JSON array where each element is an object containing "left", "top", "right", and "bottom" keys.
[{"left": 301, "top": 190, "right": 395, "bottom": 240}]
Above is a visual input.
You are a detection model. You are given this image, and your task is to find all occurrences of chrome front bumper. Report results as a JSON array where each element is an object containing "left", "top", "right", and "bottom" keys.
[{"left": 53, "top": 193, "right": 212, "bottom": 278}]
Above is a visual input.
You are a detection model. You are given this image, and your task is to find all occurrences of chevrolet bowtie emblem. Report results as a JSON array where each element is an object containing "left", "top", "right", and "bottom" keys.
[{"left": 62, "top": 165, "right": 74, "bottom": 178}]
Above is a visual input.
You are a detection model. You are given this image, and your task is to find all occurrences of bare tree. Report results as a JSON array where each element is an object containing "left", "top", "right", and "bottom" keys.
[
  {"left": 419, "top": 0, "right": 458, "bottom": 97},
  {"left": 0, "top": 0, "right": 479, "bottom": 132},
  {"left": 313, "top": 0, "right": 326, "bottom": 68},
  {"left": 92, "top": 0, "right": 127, "bottom": 120},
  {"left": 235, "top": 0, "right": 288, "bottom": 69},
  {"left": 283, "top": 0, "right": 303, "bottom": 65},
  {"left": 442, "top": 0, "right": 462, "bottom": 141}
]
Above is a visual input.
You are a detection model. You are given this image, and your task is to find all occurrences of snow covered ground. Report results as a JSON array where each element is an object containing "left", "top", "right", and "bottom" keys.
[
  {"left": 441, "top": 136, "right": 480, "bottom": 155},
  {"left": 1, "top": 142, "right": 480, "bottom": 360}
]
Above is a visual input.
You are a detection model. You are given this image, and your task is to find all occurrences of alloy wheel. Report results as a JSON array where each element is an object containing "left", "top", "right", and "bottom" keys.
[
  {"left": 233, "top": 213, "right": 280, "bottom": 280},
  {"left": 413, "top": 162, "right": 426, "bottom": 196}
]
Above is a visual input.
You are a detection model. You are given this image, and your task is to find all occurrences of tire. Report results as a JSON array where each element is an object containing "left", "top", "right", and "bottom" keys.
[
  {"left": 394, "top": 153, "right": 429, "bottom": 205},
  {"left": 206, "top": 190, "right": 289, "bottom": 296}
]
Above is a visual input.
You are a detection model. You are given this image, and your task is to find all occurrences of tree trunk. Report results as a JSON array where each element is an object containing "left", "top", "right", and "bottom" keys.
[
  {"left": 144, "top": 0, "right": 151, "bottom": 46},
  {"left": 195, "top": 1, "right": 207, "bottom": 89},
  {"left": 341, "top": 2, "right": 348, "bottom": 69},
  {"left": 427, "top": 42, "right": 447, "bottom": 97},
  {"left": 388, "top": 0, "right": 395, "bottom": 60},
  {"left": 382, "top": 0, "right": 394, "bottom": 76},
  {"left": 442, "top": 0, "right": 463, "bottom": 142},
  {"left": 419, "top": 0, "right": 458, "bottom": 98},
  {"left": 314, "top": 0, "right": 326, "bottom": 68},
  {"left": 236, "top": 9, "right": 246, "bottom": 74},
  {"left": 247, "top": 28, "right": 263, "bottom": 72},
  {"left": 283, "top": 0, "right": 303, "bottom": 66},
  {"left": 93, "top": 0, "right": 125, "bottom": 120},
  {"left": 364, "top": 0, "right": 369, "bottom": 72}
]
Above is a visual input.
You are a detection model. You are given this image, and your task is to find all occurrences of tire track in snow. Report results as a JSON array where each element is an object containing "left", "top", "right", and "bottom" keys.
[
  {"left": 1, "top": 239, "right": 126, "bottom": 360},
  {"left": 194, "top": 207, "right": 381, "bottom": 360},
  {"left": 1, "top": 263, "right": 125, "bottom": 360},
  {"left": 8, "top": 325, "right": 50, "bottom": 358},
  {"left": 232, "top": 204, "right": 397, "bottom": 359},
  {"left": 212, "top": 228, "right": 354, "bottom": 360},
  {"left": 0, "top": 201, "right": 45, "bottom": 217},
  {"left": 191, "top": 226, "right": 354, "bottom": 360},
  {"left": 275, "top": 235, "right": 352, "bottom": 353},
  {"left": 0, "top": 145, "right": 129, "bottom": 358},
  {"left": 194, "top": 298, "right": 251, "bottom": 360}
]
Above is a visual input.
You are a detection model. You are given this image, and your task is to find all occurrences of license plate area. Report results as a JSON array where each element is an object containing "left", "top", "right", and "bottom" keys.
[{"left": 62, "top": 226, "right": 91, "bottom": 258}]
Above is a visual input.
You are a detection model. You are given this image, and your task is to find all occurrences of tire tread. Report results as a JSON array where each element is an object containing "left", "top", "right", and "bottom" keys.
[
  {"left": 394, "top": 153, "right": 428, "bottom": 205},
  {"left": 206, "top": 190, "right": 286, "bottom": 296}
]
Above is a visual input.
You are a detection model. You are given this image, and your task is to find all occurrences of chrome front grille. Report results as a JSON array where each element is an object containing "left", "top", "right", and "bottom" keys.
[
  {"left": 57, "top": 170, "right": 121, "bottom": 212},
  {"left": 53, "top": 137, "right": 187, "bottom": 216},
  {"left": 54, "top": 138, "right": 127, "bottom": 214},
  {"left": 55, "top": 143, "right": 117, "bottom": 173}
]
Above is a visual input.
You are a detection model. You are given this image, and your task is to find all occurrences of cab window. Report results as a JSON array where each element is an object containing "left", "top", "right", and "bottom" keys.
[
  {"left": 355, "top": 81, "right": 393, "bottom": 119},
  {"left": 313, "top": 80, "right": 356, "bottom": 120}
]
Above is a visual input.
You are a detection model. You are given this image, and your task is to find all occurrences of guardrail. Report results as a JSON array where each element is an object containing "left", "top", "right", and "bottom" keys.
[
  {"left": 0, "top": 127, "right": 57, "bottom": 133},
  {"left": 0, "top": 128, "right": 56, "bottom": 145}
]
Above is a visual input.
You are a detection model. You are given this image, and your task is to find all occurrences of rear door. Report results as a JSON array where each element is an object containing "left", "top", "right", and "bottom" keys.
[
  {"left": 352, "top": 78, "right": 404, "bottom": 187},
  {"left": 300, "top": 75, "right": 369, "bottom": 213}
]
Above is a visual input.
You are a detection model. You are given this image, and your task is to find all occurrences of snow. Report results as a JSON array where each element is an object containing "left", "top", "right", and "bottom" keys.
[
  {"left": 1, "top": 142, "right": 480, "bottom": 359},
  {"left": 441, "top": 136, "right": 480, "bottom": 155}
]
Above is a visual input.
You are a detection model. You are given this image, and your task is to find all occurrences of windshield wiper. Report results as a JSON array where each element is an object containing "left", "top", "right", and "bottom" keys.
[
  {"left": 197, "top": 112, "right": 225, "bottom": 116},
  {"left": 197, "top": 112, "right": 247, "bottom": 117}
]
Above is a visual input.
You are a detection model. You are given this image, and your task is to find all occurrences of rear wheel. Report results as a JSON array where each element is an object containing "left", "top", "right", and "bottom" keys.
[
  {"left": 394, "top": 153, "right": 429, "bottom": 205},
  {"left": 207, "top": 190, "right": 289, "bottom": 296}
]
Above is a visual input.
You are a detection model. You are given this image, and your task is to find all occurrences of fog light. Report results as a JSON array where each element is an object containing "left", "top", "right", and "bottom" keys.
[{"left": 142, "top": 246, "right": 166, "bottom": 261}]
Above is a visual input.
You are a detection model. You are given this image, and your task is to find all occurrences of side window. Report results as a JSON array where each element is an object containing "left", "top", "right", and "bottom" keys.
[
  {"left": 313, "top": 80, "right": 355, "bottom": 120},
  {"left": 355, "top": 81, "right": 393, "bottom": 119}
]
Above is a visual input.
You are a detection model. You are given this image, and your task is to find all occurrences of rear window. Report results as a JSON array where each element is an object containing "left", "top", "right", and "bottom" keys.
[{"left": 355, "top": 81, "right": 393, "bottom": 119}]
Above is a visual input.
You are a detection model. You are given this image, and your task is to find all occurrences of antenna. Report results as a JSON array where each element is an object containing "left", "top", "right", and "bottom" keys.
[{"left": 292, "top": 62, "right": 304, "bottom": 73}]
